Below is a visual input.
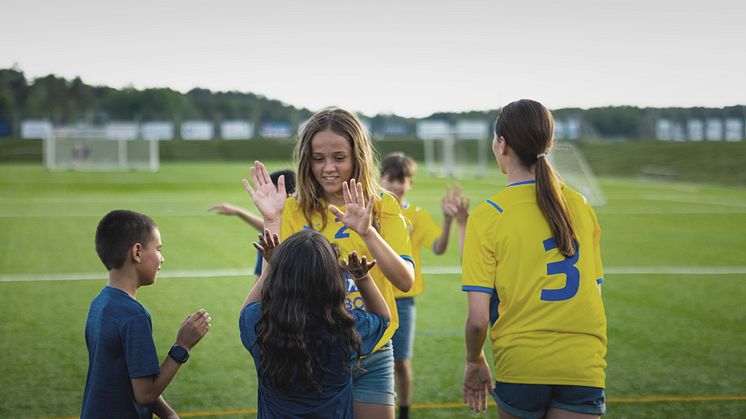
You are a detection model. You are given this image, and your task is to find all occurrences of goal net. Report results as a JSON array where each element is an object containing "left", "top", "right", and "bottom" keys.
[
  {"left": 549, "top": 142, "right": 606, "bottom": 206},
  {"left": 44, "top": 128, "right": 159, "bottom": 172}
]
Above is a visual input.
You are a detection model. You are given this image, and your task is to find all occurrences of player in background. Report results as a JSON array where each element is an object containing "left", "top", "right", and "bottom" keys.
[
  {"left": 244, "top": 107, "right": 414, "bottom": 419},
  {"left": 379, "top": 152, "right": 470, "bottom": 419},
  {"left": 82, "top": 210, "right": 211, "bottom": 418},
  {"left": 209, "top": 169, "right": 296, "bottom": 276},
  {"left": 462, "top": 99, "right": 607, "bottom": 418},
  {"left": 240, "top": 229, "right": 390, "bottom": 418}
]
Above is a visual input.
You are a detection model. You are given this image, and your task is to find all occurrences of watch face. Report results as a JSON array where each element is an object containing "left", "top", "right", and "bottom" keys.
[{"left": 170, "top": 345, "right": 189, "bottom": 363}]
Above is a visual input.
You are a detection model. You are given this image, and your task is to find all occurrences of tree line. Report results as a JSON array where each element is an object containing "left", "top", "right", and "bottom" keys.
[{"left": 1, "top": 66, "right": 744, "bottom": 139}]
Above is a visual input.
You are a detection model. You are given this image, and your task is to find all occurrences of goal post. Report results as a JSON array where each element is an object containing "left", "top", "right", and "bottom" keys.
[
  {"left": 43, "top": 128, "right": 159, "bottom": 172},
  {"left": 549, "top": 142, "right": 606, "bottom": 206},
  {"left": 419, "top": 120, "right": 490, "bottom": 179}
]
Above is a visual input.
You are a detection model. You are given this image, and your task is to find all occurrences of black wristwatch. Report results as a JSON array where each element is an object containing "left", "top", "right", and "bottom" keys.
[{"left": 168, "top": 344, "right": 190, "bottom": 363}]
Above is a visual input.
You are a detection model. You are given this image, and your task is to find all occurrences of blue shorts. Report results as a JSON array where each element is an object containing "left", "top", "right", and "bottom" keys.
[
  {"left": 493, "top": 381, "right": 606, "bottom": 419},
  {"left": 392, "top": 298, "right": 416, "bottom": 361},
  {"left": 352, "top": 341, "right": 396, "bottom": 405}
]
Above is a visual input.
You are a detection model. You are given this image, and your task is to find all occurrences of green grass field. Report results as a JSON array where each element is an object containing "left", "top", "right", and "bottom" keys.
[{"left": 1, "top": 162, "right": 745, "bottom": 418}]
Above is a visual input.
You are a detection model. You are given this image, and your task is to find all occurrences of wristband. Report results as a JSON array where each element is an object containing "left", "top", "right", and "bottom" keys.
[{"left": 168, "top": 344, "right": 190, "bottom": 364}]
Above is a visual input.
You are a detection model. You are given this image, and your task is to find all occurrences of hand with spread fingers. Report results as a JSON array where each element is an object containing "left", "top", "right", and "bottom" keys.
[
  {"left": 253, "top": 228, "right": 280, "bottom": 263},
  {"left": 341, "top": 251, "right": 377, "bottom": 282},
  {"left": 242, "top": 161, "right": 287, "bottom": 223},
  {"left": 328, "top": 179, "right": 375, "bottom": 237}
]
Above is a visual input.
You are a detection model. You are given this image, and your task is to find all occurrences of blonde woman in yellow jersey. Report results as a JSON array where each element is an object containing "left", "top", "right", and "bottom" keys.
[
  {"left": 462, "top": 100, "right": 607, "bottom": 419},
  {"left": 243, "top": 107, "right": 415, "bottom": 419},
  {"left": 380, "top": 152, "right": 470, "bottom": 419}
]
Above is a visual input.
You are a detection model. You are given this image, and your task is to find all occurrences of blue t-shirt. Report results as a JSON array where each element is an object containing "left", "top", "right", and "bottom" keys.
[
  {"left": 239, "top": 301, "right": 388, "bottom": 419},
  {"left": 82, "top": 286, "right": 161, "bottom": 419}
]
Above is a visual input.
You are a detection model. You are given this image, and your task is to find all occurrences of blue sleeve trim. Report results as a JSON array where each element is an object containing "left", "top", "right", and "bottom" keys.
[
  {"left": 400, "top": 255, "right": 415, "bottom": 268},
  {"left": 486, "top": 200, "right": 504, "bottom": 213},
  {"left": 462, "top": 285, "right": 493, "bottom": 294},
  {"left": 596, "top": 277, "right": 605, "bottom": 284}
]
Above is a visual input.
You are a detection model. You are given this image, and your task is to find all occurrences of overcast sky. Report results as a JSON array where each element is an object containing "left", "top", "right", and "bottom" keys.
[{"left": 2, "top": 0, "right": 744, "bottom": 117}]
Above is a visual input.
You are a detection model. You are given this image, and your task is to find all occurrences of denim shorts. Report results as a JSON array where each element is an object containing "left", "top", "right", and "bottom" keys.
[
  {"left": 392, "top": 298, "right": 416, "bottom": 361},
  {"left": 352, "top": 341, "right": 396, "bottom": 405},
  {"left": 493, "top": 381, "right": 606, "bottom": 419}
]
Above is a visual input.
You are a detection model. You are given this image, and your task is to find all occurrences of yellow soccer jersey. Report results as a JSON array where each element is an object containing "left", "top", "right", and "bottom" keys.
[
  {"left": 281, "top": 192, "right": 414, "bottom": 352},
  {"left": 395, "top": 203, "right": 442, "bottom": 298},
  {"left": 461, "top": 180, "right": 607, "bottom": 388}
]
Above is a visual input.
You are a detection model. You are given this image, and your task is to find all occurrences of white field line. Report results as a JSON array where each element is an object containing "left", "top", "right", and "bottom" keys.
[{"left": 1, "top": 266, "right": 745, "bottom": 283}]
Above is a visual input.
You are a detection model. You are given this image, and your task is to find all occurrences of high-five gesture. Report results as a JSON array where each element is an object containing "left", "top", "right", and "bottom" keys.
[
  {"left": 242, "top": 161, "right": 286, "bottom": 223},
  {"left": 329, "top": 179, "right": 374, "bottom": 237},
  {"left": 341, "top": 251, "right": 377, "bottom": 281},
  {"left": 253, "top": 228, "right": 280, "bottom": 263}
]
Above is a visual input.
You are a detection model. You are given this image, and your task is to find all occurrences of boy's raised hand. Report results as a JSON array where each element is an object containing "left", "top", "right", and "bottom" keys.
[
  {"left": 176, "top": 309, "right": 211, "bottom": 351},
  {"left": 253, "top": 228, "right": 280, "bottom": 263},
  {"left": 329, "top": 179, "right": 374, "bottom": 237},
  {"left": 341, "top": 251, "right": 377, "bottom": 281},
  {"left": 242, "top": 161, "right": 286, "bottom": 222}
]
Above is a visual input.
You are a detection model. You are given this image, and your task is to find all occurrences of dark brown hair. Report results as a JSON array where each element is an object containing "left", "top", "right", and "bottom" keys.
[
  {"left": 495, "top": 99, "right": 576, "bottom": 257},
  {"left": 255, "top": 230, "right": 362, "bottom": 394},
  {"left": 380, "top": 152, "right": 417, "bottom": 182},
  {"left": 95, "top": 210, "right": 156, "bottom": 270}
]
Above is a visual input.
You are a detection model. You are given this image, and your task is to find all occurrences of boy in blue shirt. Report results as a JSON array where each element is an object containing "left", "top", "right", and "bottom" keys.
[{"left": 82, "top": 210, "right": 212, "bottom": 418}]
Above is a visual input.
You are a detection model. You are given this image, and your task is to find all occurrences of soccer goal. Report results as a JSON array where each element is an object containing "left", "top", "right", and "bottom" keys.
[
  {"left": 419, "top": 121, "right": 490, "bottom": 179},
  {"left": 549, "top": 142, "right": 606, "bottom": 206},
  {"left": 44, "top": 127, "right": 159, "bottom": 172}
]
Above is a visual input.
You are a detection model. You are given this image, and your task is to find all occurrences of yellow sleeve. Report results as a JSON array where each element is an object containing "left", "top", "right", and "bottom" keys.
[
  {"left": 377, "top": 193, "right": 414, "bottom": 268},
  {"left": 461, "top": 204, "right": 497, "bottom": 293},
  {"left": 415, "top": 207, "right": 443, "bottom": 251}
]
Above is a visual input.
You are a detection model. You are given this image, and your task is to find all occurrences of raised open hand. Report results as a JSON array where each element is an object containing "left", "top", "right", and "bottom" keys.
[
  {"left": 253, "top": 228, "right": 280, "bottom": 263},
  {"left": 328, "top": 179, "right": 374, "bottom": 237},
  {"left": 340, "top": 251, "right": 377, "bottom": 281},
  {"left": 242, "top": 161, "right": 286, "bottom": 222}
]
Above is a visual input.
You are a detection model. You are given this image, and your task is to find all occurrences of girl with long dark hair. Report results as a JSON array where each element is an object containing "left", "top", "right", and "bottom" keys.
[
  {"left": 240, "top": 229, "right": 390, "bottom": 418},
  {"left": 243, "top": 106, "right": 414, "bottom": 419}
]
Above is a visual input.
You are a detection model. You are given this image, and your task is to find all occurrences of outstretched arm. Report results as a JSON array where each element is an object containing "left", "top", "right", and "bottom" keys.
[
  {"left": 329, "top": 179, "right": 414, "bottom": 292},
  {"left": 242, "top": 161, "right": 286, "bottom": 237},
  {"left": 131, "top": 310, "right": 211, "bottom": 406},
  {"left": 243, "top": 229, "right": 280, "bottom": 307},
  {"left": 463, "top": 292, "right": 493, "bottom": 414},
  {"left": 208, "top": 203, "right": 264, "bottom": 230}
]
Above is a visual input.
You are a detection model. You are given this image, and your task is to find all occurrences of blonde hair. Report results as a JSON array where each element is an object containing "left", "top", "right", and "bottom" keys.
[
  {"left": 495, "top": 99, "right": 576, "bottom": 257},
  {"left": 294, "top": 107, "right": 381, "bottom": 229}
]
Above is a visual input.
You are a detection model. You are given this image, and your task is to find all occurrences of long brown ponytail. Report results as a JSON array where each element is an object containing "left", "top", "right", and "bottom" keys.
[{"left": 495, "top": 99, "right": 576, "bottom": 257}]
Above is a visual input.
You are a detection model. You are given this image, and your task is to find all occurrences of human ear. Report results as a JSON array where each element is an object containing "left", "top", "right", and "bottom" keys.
[
  {"left": 132, "top": 243, "right": 142, "bottom": 263},
  {"left": 499, "top": 136, "right": 509, "bottom": 155}
]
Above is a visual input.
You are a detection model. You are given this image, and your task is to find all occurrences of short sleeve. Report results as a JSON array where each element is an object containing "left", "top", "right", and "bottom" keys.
[
  {"left": 415, "top": 208, "right": 442, "bottom": 250},
  {"left": 461, "top": 205, "right": 497, "bottom": 294},
  {"left": 377, "top": 193, "right": 414, "bottom": 268},
  {"left": 351, "top": 309, "right": 389, "bottom": 356},
  {"left": 121, "top": 314, "right": 160, "bottom": 379},
  {"left": 239, "top": 302, "right": 262, "bottom": 357}
]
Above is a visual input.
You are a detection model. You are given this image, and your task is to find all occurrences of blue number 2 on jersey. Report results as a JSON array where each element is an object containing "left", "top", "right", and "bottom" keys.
[{"left": 541, "top": 237, "right": 580, "bottom": 302}]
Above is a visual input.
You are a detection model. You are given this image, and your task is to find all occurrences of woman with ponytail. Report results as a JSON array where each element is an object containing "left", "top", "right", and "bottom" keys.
[{"left": 461, "top": 99, "right": 607, "bottom": 418}]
